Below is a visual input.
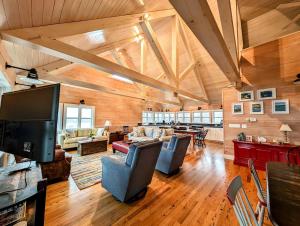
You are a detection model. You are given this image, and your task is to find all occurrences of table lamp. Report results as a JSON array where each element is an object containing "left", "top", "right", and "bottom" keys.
[
  {"left": 104, "top": 120, "right": 112, "bottom": 131},
  {"left": 280, "top": 124, "right": 292, "bottom": 143}
]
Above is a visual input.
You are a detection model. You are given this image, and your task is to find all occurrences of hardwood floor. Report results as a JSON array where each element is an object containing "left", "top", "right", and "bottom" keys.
[{"left": 45, "top": 142, "right": 270, "bottom": 226}]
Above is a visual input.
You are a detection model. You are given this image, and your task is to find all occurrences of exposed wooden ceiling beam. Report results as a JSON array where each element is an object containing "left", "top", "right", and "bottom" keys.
[
  {"left": 177, "top": 19, "right": 209, "bottom": 100},
  {"left": 1, "top": 32, "right": 207, "bottom": 103},
  {"left": 217, "top": 0, "right": 238, "bottom": 68},
  {"left": 170, "top": 0, "right": 241, "bottom": 84},
  {"left": 3, "top": 9, "right": 176, "bottom": 39},
  {"left": 140, "top": 39, "right": 146, "bottom": 74},
  {"left": 40, "top": 74, "right": 181, "bottom": 106},
  {"left": 179, "top": 63, "right": 195, "bottom": 81},
  {"left": 0, "top": 44, "right": 16, "bottom": 88},
  {"left": 30, "top": 36, "right": 138, "bottom": 74},
  {"left": 140, "top": 19, "right": 177, "bottom": 85},
  {"left": 172, "top": 16, "right": 179, "bottom": 84},
  {"left": 277, "top": 2, "right": 300, "bottom": 9}
]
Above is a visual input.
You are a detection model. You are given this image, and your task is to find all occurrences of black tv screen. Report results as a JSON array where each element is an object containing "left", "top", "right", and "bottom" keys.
[{"left": 0, "top": 84, "right": 60, "bottom": 163}]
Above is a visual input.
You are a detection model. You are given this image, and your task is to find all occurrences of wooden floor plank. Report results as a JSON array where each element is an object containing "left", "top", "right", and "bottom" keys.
[{"left": 45, "top": 142, "right": 270, "bottom": 226}]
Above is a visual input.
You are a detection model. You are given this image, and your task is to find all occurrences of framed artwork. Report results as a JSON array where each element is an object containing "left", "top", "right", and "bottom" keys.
[
  {"left": 250, "top": 101, "right": 264, "bottom": 114},
  {"left": 272, "top": 99, "right": 289, "bottom": 114},
  {"left": 257, "top": 88, "right": 276, "bottom": 100},
  {"left": 232, "top": 103, "right": 244, "bottom": 115},
  {"left": 238, "top": 91, "right": 254, "bottom": 101}
]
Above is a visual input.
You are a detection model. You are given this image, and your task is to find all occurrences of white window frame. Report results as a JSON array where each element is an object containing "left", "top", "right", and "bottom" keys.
[
  {"left": 142, "top": 111, "right": 154, "bottom": 124},
  {"left": 212, "top": 110, "right": 223, "bottom": 124},
  {"left": 201, "top": 111, "right": 211, "bottom": 124},
  {"left": 176, "top": 111, "right": 190, "bottom": 123},
  {"left": 63, "top": 104, "right": 95, "bottom": 130},
  {"left": 192, "top": 111, "right": 201, "bottom": 123}
]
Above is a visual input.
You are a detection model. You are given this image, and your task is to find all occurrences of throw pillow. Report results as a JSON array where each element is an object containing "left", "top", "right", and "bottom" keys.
[
  {"left": 96, "top": 128, "right": 104, "bottom": 136},
  {"left": 165, "top": 128, "right": 174, "bottom": 136},
  {"left": 65, "top": 129, "right": 77, "bottom": 138},
  {"left": 144, "top": 127, "right": 154, "bottom": 137},
  {"left": 77, "top": 129, "right": 90, "bottom": 137},
  {"left": 133, "top": 127, "right": 145, "bottom": 137},
  {"left": 152, "top": 128, "right": 162, "bottom": 139}
]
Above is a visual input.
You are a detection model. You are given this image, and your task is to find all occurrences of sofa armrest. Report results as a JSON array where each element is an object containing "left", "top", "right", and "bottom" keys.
[
  {"left": 101, "top": 157, "right": 131, "bottom": 188},
  {"left": 57, "top": 134, "right": 65, "bottom": 146}
]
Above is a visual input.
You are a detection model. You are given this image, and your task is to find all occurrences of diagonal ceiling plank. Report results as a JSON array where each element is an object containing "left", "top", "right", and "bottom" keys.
[
  {"left": 170, "top": 0, "right": 241, "bottom": 84},
  {"left": 172, "top": 16, "right": 179, "bottom": 83},
  {"left": 3, "top": 9, "right": 176, "bottom": 40},
  {"left": 217, "top": 0, "right": 238, "bottom": 68},
  {"left": 140, "top": 19, "right": 177, "bottom": 85},
  {"left": 40, "top": 74, "right": 181, "bottom": 106},
  {"left": 179, "top": 63, "right": 195, "bottom": 81},
  {"left": 1, "top": 32, "right": 208, "bottom": 103}
]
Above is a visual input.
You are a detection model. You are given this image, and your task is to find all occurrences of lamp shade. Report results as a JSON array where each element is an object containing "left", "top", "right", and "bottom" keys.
[
  {"left": 280, "top": 124, "right": 292, "bottom": 132},
  {"left": 104, "top": 120, "right": 111, "bottom": 127}
]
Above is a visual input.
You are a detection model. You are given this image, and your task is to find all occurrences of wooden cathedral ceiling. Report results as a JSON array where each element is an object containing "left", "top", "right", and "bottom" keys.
[{"left": 0, "top": 0, "right": 298, "bottom": 106}]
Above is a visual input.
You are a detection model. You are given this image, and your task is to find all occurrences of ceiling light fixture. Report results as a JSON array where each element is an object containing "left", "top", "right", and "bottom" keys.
[
  {"left": 294, "top": 73, "right": 300, "bottom": 85},
  {"left": 5, "top": 63, "right": 44, "bottom": 87}
]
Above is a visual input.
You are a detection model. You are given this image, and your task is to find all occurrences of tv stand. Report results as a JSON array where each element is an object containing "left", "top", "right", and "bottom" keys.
[{"left": 0, "top": 162, "right": 46, "bottom": 226}]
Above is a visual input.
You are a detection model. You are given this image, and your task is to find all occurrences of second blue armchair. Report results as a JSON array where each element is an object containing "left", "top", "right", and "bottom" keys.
[{"left": 155, "top": 135, "right": 191, "bottom": 175}]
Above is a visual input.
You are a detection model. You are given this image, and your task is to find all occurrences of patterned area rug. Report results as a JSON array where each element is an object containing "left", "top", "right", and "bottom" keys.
[{"left": 71, "top": 151, "right": 126, "bottom": 190}]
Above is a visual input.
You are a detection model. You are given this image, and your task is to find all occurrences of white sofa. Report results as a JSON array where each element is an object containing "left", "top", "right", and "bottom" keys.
[
  {"left": 58, "top": 128, "right": 109, "bottom": 149},
  {"left": 128, "top": 126, "right": 174, "bottom": 142}
]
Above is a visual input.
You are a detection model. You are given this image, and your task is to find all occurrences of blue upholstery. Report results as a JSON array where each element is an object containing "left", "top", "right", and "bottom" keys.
[
  {"left": 101, "top": 140, "right": 163, "bottom": 202},
  {"left": 155, "top": 135, "right": 191, "bottom": 174}
]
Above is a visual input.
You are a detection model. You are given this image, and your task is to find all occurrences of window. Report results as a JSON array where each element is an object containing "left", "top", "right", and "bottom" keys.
[
  {"left": 213, "top": 111, "right": 223, "bottom": 124},
  {"left": 192, "top": 112, "right": 201, "bottom": 123},
  {"left": 169, "top": 113, "right": 175, "bottom": 123},
  {"left": 201, "top": 111, "right": 211, "bottom": 124},
  {"left": 164, "top": 113, "right": 170, "bottom": 123},
  {"left": 142, "top": 112, "right": 154, "bottom": 124},
  {"left": 176, "top": 112, "right": 190, "bottom": 123},
  {"left": 157, "top": 113, "right": 164, "bottom": 123},
  {"left": 63, "top": 104, "right": 95, "bottom": 130}
]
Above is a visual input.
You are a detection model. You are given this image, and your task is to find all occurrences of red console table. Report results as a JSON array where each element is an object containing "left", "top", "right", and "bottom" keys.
[{"left": 233, "top": 140, "right": 300, "bottom": 170}]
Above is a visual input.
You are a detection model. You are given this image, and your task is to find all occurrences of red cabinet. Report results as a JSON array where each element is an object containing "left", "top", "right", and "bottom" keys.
[{"left": 233, "top": 140, "right": 300, "bottom": 170}]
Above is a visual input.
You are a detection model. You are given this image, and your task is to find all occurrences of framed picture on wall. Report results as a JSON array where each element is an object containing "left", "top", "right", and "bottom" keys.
[
  {"left": 257, "top": 88, "right": 276, "bottom": 100},
  {"left": 250, "top": 101, "right": 264, "bottom": 114},
  {"left": 272, "top": 99, "right": 289, "bottom": 114},
  {"left": 238, "top": 91, "right": 254, "bottom": 101},
  {"left": 232, "top": 103, "right": 244, "bottom": 115}
]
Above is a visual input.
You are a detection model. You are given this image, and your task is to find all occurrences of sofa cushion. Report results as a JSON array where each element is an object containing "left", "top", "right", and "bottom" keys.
[
  {"left": 77, "top": 129, "right": 91, "bottom": 137},
  {"left": 64, "top": 137, "right": 88, "bottom": 144},
  {"left": 125, "top": 145, "right": 136, "bottom": 166},
  {"left": 65, "top": 129, "right": 77, "bottom": 138},
  {"left": 144, "top": 127, "right": 154, "bottom": 137},
  {"left": 93, "top": 135, "right": 108, "bottom": 141},
  {"left": 152, "top": 128, "right": 161, "bottom": 139},
  {"left": 159, "top": 135, "right": 173, "bottom": 142}
]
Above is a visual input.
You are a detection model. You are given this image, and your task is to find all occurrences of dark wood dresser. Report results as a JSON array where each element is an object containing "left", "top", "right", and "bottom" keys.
[{"left": 233, "top": 140, "right": 300, "bottom": 170}]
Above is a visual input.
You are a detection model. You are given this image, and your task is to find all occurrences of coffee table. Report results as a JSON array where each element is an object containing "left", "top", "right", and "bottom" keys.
[
  {"left": 78, "top": 139, "right": 107, "bottom": 156},
  {"left": 112, "top": 140, "right": 132, "bottom": 154}
]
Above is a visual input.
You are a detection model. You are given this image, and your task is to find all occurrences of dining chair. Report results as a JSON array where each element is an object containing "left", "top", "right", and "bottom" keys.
[
  {"left": 227, "top": 176, "right": 265, "bottom": 226},
  {"left": 195, "top": 129, "right": 208, "bottom": 147},
  {"left": 248, "top": 159, "right": 267, "bottom": 206}
]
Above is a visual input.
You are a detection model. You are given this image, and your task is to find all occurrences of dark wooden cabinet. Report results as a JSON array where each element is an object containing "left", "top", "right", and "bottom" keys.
[
  {"left": 109, "top": 131, "right": 125, "bottom": 144},
  {"left": 233, "top": 140, "right": 300, "bottom": 170}
]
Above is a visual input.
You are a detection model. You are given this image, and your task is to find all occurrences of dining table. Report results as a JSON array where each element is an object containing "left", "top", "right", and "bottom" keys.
[
  {"left": 266, "top": 162, "right": 300, "bottom": 226},
  {"left": 174, "top": 129, "right": 201, "bottom": 146}
]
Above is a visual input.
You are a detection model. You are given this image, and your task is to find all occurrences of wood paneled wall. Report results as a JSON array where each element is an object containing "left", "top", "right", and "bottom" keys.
[
  {"left": 223, "top": 31, "right": 300, "bottom": 155},
  {"left": 59, "top": 85, "right": 161, "bottom": 131}
]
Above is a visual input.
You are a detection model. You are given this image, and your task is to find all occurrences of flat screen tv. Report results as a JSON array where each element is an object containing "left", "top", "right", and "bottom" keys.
[{"left": 0, "top": 84, "right": 60, "bottom": 163}]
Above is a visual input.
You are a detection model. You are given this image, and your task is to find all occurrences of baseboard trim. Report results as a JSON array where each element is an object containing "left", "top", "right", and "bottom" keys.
[{"left": 223, "top": 154, "right": 234, "bottom": 160}]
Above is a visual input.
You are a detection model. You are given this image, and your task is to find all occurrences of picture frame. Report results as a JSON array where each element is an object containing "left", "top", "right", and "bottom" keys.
[
  {"left": 232, "top": 103, "right": 244, "bottom": 115},
  {"left": 250, "top": 101, "right": 264, "bottom": 114},
  {"left": 246, "top": 135, "right": 253, "bottom": 142},
  {"left": 272, "top": 99, "right": 289, "bottom": 114},
  {"left": 238, "top": 91, "right": 254, "bottom": 102},
  {"left": 257, "top": 88, "right": 276, "bottom": 100}
]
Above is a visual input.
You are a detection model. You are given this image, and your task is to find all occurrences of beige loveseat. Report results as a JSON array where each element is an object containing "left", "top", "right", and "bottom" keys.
[
  {"left": 58, "top": 128, "right": 109, "bottom": 149},
  {"left": 128, "top": 126, "right": 174, "bottom": 142}
]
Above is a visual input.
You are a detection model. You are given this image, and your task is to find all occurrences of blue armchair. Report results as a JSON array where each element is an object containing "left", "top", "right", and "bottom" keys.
[
  {"left": 101, "top": 140, "right": 163, "bottom": 202},
  {"left": 155, "top": 135, "right": 191, "bottom": 175}
]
